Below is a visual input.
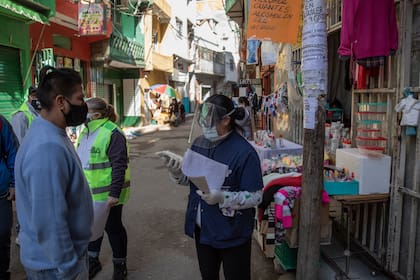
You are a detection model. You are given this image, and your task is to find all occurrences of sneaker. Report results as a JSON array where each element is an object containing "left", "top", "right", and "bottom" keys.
[
  {"left": 15, "top": 236, "right": 19, "bottom": 246},
  {"left": 113, "top": 262, "right": 127, "bottom": 280},
  {"left": 88, "top": 257, "right": 102, "bottom": 279}
]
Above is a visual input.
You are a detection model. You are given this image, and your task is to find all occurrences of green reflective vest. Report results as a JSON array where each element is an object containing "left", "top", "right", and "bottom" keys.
[
  {"left": 77, "top": 119, "right": 130, "bottom": 203},
  {"left": 12, "top": 102, "right": 34, "bottom": 127}
]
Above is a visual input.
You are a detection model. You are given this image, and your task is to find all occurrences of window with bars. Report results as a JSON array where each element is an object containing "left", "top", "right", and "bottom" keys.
[{"left": 175, "top": 17, "right": 183, "bottom": 39}]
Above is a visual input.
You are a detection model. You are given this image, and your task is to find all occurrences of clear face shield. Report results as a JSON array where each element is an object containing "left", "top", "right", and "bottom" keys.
[{"left": 188, "top": 102, "right": 235, "bottom": 149}]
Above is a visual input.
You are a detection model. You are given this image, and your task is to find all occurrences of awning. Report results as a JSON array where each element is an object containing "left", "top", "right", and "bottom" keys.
[
  {"left": 225, "top": 0, "right": 238, "bottom": 13},
  {"left": 0, "top": 0, "right": 49, "bottom": 24},
  {"left": 225, "top": 0, "right": 244, "bottom": 25}
]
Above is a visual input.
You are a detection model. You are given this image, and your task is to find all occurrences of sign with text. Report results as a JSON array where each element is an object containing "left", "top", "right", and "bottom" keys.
[
  {"left": 78, "top": 3, "right": 105, "bottom": 36},
  {"left": 247, "top": 0, "right": 303, "bottom": 44},
  {"left": 239, "top": 78, "right": 262, "bottom": 86}
]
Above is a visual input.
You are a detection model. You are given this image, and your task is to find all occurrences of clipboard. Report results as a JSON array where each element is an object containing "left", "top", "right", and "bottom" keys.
[{"left": 189, "top": 176, "right": 210, "bottom": 194}]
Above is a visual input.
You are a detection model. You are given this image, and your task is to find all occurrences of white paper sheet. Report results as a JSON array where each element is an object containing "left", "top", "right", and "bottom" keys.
[
  {"left": 181, "top": 149, "right": 229, "bottom": 191},
  {"left": 90, "top": 201, "right": 110, "bottom": 242}
]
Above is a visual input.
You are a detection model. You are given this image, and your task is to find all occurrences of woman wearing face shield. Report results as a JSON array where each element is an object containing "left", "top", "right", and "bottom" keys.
[
  {"left": 158, "top": 94, "right": 263, "bottom": 280},
  {"left": 76, "top": 97, "right": 130, "bottom": 280}
]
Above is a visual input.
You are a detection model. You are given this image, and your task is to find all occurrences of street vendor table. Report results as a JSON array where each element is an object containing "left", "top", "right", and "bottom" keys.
[{"left": 250, "top": 139, "right": 303, "bottom": 162}]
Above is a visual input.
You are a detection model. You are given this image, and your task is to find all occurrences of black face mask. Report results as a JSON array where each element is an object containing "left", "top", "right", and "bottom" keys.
[
  {"left": 30, "top": 99, "right": 42, "bottom": 111},
  {"left": 63, "top": 98, "right": 88, "bottom": 127}
]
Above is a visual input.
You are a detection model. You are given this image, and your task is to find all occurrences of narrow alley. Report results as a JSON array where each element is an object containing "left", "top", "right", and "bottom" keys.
[{"left": 10, "top": 118, "right": 279, "bottom": 280}]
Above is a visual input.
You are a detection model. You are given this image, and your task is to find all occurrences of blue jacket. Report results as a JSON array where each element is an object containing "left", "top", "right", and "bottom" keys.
[
  {"left": 0, "top": 115, "right": 18, "bottom": 195},
  {"left": 185, "top": 131, "right": 263, "bottom": 248}
]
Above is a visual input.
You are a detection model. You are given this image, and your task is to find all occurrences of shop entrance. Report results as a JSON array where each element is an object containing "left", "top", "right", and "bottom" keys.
[{"left": 0, "top": 46, "right": 23, "bottom": 118}]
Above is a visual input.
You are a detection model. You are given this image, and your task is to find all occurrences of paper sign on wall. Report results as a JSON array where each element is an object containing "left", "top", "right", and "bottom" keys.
[{"left": 247, "top": 0, "right": 303, "bottom": 44}]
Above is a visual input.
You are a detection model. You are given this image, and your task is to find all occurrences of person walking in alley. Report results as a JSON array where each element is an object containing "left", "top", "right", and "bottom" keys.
[
  {"left": 15, "top": 66, "right": 93, "bottom": 280},
  {"left": 158, "top": 94, "right": 263, "bottom": 280},
  {"left": 0, "top": 115, "right": 18, "bottom": 280},
  {"left": 169, "top": 98, "right": 180, "bottom": 126},
  {"left": 11, "top": 86, "right": 41, "bottom": 144},
  {"left": 235, "top": 96, "right": 252, "bottom": 139},
  {"left": 76, "top": 97, "right": 130, "bottom": 280}
]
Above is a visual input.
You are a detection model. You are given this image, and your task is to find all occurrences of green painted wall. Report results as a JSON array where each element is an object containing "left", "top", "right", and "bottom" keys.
[{"left": 0, "top": 14, "right": 31, "bottom": 118}]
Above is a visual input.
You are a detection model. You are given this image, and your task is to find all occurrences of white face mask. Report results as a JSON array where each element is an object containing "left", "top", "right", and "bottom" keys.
[{"left": 202, "top": 126, "right": 221, "bottom": 141}]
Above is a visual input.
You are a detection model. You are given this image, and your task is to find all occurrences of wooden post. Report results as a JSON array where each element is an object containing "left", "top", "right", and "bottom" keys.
[
  {"left": 296, "top": 0, "right": 327, "bottom": 279},
  {"left": 297, "top": 106, "right": 325, "bottom": 280}
]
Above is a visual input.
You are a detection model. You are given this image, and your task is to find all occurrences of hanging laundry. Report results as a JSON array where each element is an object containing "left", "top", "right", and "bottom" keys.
[
  {"left": 338, "top": 0, "right": 398, "bottom": 60},
  {"left": 261, "top": 41, "right": 280, "bottom": 66},
  {"left": 246, "top": 39, "right": 260, "bottom": 65},
  {"left": 355, "top": 65, "right": 380, "bottom": 89},
  {"left": 395, "top": 94, "right": 420, "bottom": 127}
]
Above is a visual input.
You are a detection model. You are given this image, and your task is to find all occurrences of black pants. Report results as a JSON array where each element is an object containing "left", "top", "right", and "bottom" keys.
[
  {"left": 89, "top": 205, "right": 127, "bottom": 259},
  {"left": 0, "top": 195, "right": 12, "bottom": 278},
  {"left": 194, "top": 227, "right": 251, "bottom": 280}
]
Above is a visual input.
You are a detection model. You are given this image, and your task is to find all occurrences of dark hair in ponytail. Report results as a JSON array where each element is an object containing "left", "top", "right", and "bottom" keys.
[
  {"left": 37, "top": 66, "right": 82, "bottom": 110},
  {"left": 86, "top": 97, "right": 118, "bottom": 123},
  {"left": 205, "top": 94, "right": 242, "bottom": 131}
]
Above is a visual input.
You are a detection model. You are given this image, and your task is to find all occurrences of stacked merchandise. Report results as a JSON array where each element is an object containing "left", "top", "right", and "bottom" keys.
[
  {"left": 356, "top": 102, "right": 387, "bottom": 153},
  {"left": 256, "top": 174, "right": 331, "bottom": 270},
  {"left": 255, "top": 174, "right": 302, "bottom": 258},
  {"left": 325, "top": 121, "right": 351, "bottom": 159},
  {"left": 261, "top": 154, "right": 303, "bottom": 175}
]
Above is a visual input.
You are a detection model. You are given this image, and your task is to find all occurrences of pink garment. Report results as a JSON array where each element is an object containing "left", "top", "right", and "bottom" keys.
[
  {"left": 274, "top": 187, "right": 330, "bottom": 229},
  {"left": 338, "top": 0, "right": 398, "bottom": 59},
  {"left": 274, "top": 187, "right": 301, "bottom": 229}
]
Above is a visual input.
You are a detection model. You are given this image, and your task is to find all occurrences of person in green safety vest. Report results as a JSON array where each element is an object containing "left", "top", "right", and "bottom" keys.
[
  {"left": 76, "top": 97, "right": 130, "bottom": 280},
  {"left": 11, "top": 86, "right": 42, "bottom": 247},
  {"left": 11, "top": 86, "right": 42, "bottom": 144}
]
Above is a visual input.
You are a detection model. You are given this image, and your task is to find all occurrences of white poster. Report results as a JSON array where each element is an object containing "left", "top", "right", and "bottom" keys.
[
  {"left": 261, "top": 41, "right": 280, "bottom": 66},
  {"left": 303, "top": 96, "right": 317, "bottom": 129}
]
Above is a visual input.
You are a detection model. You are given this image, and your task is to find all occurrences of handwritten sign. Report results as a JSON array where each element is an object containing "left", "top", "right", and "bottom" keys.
[
  {"left": 78, "top": 3, "right": 105, "bottom": 36},
  {"left": 247, "top": 0, "right": 303, "bottom": 44}
]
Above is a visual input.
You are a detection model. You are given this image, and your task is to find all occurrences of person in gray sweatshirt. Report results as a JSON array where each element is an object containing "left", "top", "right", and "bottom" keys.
[{"left": 15, "top": 66, "right": 93, "bottom": 280}]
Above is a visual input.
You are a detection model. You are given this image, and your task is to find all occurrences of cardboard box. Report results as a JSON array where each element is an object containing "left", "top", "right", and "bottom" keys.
[
  {"left": 284, "top": 198, "right": 331, "bottom": 248},
  {"left": 254, "top": 203, "right": 276, "bottom": 258},
  {"left": 289, "top": 198, "right": 330, "bottom": 228},
  {"left": 336, "top": 148, "right": 391, "bottom": 194},
  {"left": 253, "top": 229, "right": 275, "bottom": 258},
  {"left": 285, "top": 221, "right": 332, "bottom": 248}
]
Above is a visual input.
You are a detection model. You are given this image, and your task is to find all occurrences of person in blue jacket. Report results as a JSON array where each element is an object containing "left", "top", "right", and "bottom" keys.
[
  {"left": 0, "top": 114, "right": 18, "bottom": 280},
  {"left": 158, "top": 94, "right": 263, "bottom": 280}
]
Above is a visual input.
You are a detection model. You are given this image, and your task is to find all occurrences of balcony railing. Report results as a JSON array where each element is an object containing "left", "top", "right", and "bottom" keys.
[
  {"left": 195, "top": 45, "right": 225, "bottom": 76},
  {"left": 172, "top": 68, "right": 188, "bottom": 82},
  {"left": 109, "top": 33, "right": 145, "bottom": 67},
  {"left": 195, "top": 57, "right": 225, "bottom": 76}
]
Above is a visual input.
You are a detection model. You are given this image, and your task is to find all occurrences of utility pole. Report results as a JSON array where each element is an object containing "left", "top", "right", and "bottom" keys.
[{"left": 296, "top": 0, "right": 327, "bottom": 279}]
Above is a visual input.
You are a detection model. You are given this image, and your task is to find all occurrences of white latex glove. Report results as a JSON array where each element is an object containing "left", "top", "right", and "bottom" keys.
[
  {"left": 196, "top": 190, "right": 224, "bottom": 205},
  {"left": 156, "top": 150, "right": 182, "bottom": 173}
]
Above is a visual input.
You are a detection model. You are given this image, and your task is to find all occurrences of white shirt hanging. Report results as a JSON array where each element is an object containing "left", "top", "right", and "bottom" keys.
[{"left": 395, "top": 95, "right": 420, "bottom": 126}]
